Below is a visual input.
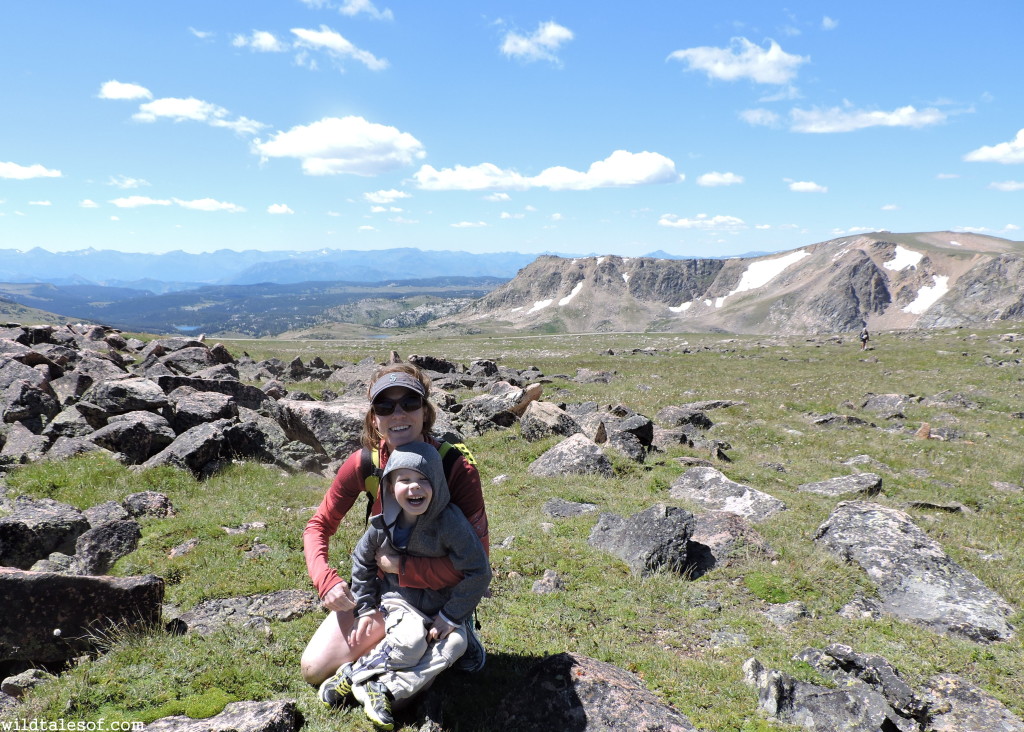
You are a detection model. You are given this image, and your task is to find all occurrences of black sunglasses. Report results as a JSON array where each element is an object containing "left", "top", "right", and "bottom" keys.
[{"left": 372, "top": 394, "right": 424, "bottom": 416}]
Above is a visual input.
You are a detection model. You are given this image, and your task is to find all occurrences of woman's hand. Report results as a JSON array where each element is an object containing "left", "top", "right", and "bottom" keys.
[
  {"left": 348, "top": 614, "right": 377, "bottom": 646},
  {"left": 321, "top": 581, "right": 355, "bottom": 612},
  {"left": 376, "top": 546, "right": 401, "bottom": 575},
  {"left": 427, "top": 614, "right": 458, "bottom": 642}
]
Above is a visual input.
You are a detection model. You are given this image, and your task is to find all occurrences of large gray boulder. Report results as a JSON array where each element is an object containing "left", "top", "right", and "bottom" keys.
[
  {"left": 145, "top": 699, "right": 302, "bottom": 732},
  {"left": 687, "top": 510, "right": 775, "bottom": 579},
  {"left": 519, "top": 400, "right": 581, "bottom": 442},
  {"left": 168, "top": 388, "right": 238, "bottom": 433},
  {"left": 139, "top": 420, "right": 231, "bottom": 476},
  {"left": 0, "top": 568, "right": 163, "bottom": 664},
  {"left": 0, "top": 496, "right": 90, "bottom": 569},
  {"left": 669, "top": 467, "right": 786, "bottom": 523},
  {"left": 528, "top": 434, "right": 613, "bottom": 477},
  {"left": 588, "top": 504, "right": 694, "bottom": 576},
  {"left": 155, "top": 375, "right": 269, "bottom": 411},
  {"left": 69, "top": 519, "right": 142, "bottom": 575},
  {"left": 814, "top": 501, "right": 1016, "bottom": 642},
  {"left": 89, "top": 411, "right": 177, "bottom": 464},
  {"left": 83, "top": 377, "right": 168, "bottom": 416},
  {"left": 274, "top": 398, "right": 365, "bottom": 459},
  {"left": 494, "top": 652, "right": 702, "bottom": 731}
]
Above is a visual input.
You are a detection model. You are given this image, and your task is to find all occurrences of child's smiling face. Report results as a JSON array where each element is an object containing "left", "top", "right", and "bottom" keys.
[{"left": 390, "top": 467, "right": 433, "bottom": 519}]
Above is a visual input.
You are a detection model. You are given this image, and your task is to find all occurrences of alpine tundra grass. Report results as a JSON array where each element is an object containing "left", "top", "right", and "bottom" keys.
[{"left": 7, "top": 327, "right": 1024, "bottom": 730}]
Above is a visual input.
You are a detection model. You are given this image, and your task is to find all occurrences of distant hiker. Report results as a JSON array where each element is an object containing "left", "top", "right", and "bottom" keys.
[
  {"left": 318, "top": 441, "right": 491, "bottom": 729},
  {"left": 301, "top": 364, "right": 489, "bottom": 689},
  {"left": 859, "top": 327, "right": 870, "bottom": 350}
]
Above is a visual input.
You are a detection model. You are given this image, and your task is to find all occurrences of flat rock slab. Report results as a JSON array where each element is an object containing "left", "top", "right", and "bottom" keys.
[
  {"left": 669, "top": 467, "right": 786, "bottom": 523},
  {"left": 494, "top": 652, "right": 703, "bottom": 731},
  {"left": 814, "top": 501, "right": 1016, "bottom": 643},
  {"left": 797, "top": 473, "right": 882, "bottom": 497},
  {"left": 145, "top": 700, "right": 302, "bottom": 732},
  {"left": 922, "top": 674, "right": 1024, "bottom": 731},
  {"left": 170, "top": 589, "right": 319, "bottom": 636},
  {"left": 588, "top": 504, "right": 694, "bottom": 577}
]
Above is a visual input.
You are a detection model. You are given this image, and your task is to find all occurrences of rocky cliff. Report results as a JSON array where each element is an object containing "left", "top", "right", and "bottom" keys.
[{"left": 445, "top": 231, "right": 1024, "bottom": 334}]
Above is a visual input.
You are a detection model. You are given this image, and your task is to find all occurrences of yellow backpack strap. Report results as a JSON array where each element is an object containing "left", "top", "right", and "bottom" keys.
[
  {"left": 439, "top": 440, "right": 476, "bottom": 473},
  {"left": 360, "top": 446, "right": 382, "bottom": 525}
]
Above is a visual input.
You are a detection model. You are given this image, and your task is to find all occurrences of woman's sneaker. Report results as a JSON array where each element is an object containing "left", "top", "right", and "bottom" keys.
[
  {"left": 453, "top": 621, "right": 486, "bottom": 673},
  {"left": 317, "top": 663, "right": 354, "bottom": 708},
  {"left": 353, "top": 679, "right": 395, "bottom": 730}
]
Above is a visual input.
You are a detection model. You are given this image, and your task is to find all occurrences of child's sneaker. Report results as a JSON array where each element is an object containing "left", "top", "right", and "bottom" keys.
[
  {"left": 317, "top": 663, "right": 354, "bottom": 708},
  {"left": 453, "top": 621, "right": 486, "bottom": 673},
  {"left": 353, "top": 679, "right": 395, "bottom": 730}
]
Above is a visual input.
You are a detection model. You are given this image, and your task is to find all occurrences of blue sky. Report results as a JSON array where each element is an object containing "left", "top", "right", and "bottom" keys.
[{"left": 2, "top": 1, "right": 1023, "bottom": 258}]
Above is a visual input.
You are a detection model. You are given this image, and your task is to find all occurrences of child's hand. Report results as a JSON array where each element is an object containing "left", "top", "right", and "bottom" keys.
[
  {"left": 427, "top": 615, "right": 458, "bottom": 642},
  {"left": 348, "top": 614, "right": 376, "bottom": 646}
]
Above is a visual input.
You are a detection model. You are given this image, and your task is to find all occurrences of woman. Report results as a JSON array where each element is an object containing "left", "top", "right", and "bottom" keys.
[{"left": 301, "top": 362, "right": 489, "bottom": 686}]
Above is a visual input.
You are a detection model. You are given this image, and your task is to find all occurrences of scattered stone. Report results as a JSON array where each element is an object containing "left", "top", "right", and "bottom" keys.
[
  {"left": 519, "top": 401, "right": 582, "bottom": 442},
  {"left": 922, "top": 674, "right": 1024, "bottom": 731},
  {"left": 0, "top": 496, "right": 90, "bottom": 570},
  {"left": 797, "top": 473, "right": 882, "bottom": 498},
  {"left": 494, "top": 652, "right": 701, "bottom": 731},
  {"left": 69, "top": 519, "right": 142, "bottom": 575},
  {"left": 532, "top": 569, "right": 565, "bottom": 595},
  {"left": 814, "top": 501, "right": 1016, "bottom": 642},
  {"left": 222, "top": 521, "right": 267, "bottom": 535},
  {"left": 542, "top": 498, "right": 598, "bottom": 518},
  {"left": 169, "top": 537, "right": 200, "bottom": 558},
  {"left": 764, "top": 601, "right": 808, "bottom": 628},
  {"left": 122, "top": 491, "right": 176, "bottom": 518},
  {"left": 687, "top": 510, "right": 775, "bottom": 579},
  {"left": 905, "top": 500, "right": 972, "bottom": 514},
  {"left": 1, "top": 668, "right": 54, "bottom": 698}
]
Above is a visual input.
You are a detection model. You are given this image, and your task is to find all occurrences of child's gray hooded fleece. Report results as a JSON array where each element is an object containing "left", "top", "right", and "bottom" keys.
[{"left": 349, "top": 441, "right": 491, "bottom": 625}]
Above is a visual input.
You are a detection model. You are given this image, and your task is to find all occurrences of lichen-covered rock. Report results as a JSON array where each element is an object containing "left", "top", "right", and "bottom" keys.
[
  {"left": 922, "top": 673, "right": 1024, "bottom": 731},
  {"left": 797, "top": 472, "right": 883, "bottom": 497},
  {"left": 168, "top": 589, "right": 319, "bottom": 636},
  {"left": 814, "top": 501, "right": 1016, "bottom": 643},
  {"left": 669, "top": 467, "right": 786, "bottom": 523},
  {"left": 528, "top": 434, "right": 613, "bottom": 477},
  {"left": 145, "top": 699, "right": 302, "bottom": 732},
  {"left": 0, "top": 496, "right": 90, "bottom": 569}
]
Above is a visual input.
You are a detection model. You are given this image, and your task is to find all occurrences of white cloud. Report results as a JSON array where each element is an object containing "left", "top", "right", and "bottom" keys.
[
  {"left": 668, "top": 37, "right": 808, "bottom": 85},
  {"left": 881, "top": 203, "right": 900, "bottom": 210},
  {"left": 502, "top": 21, "right": 574, "bottom": 64},
  {"left": 133, "top": 97, "right": 266, "bottom": 135},
  {"left": 28, "top": 200, "right": 51, "bottom": 206},
  {"left": 789, "top": 180, "right": 828, "bottom": 193},
  {"left": 740, "top": 108, "right": 781, "bottom": 127},
  {"left": 291, "top": 25, "right": 388, "bottom": 70},
  {"left": 484, "top": 192, "right": 511, "bottom": 201},
  {"left": 698, "top": 171, "right": 744, "bottom": 187},
  {"left": 0, "top": 162, "right": 62, "bottom": 179},
  {"left": 550, "top": 212, "right": 563, "bottom": 221},
  {"left": 832, "top": 226, "right": 877, "bottom": 235},
  {"left": 98, "top": 80, "right": 153, "bottom": 100},
  {"left": 964, "top": 129, "right": 1024, "bottom": 164},
  {"left": 500, "top": 212, "right": 525, "bottom": 219},
  {"left": 174, "top": 198, "right": 245, "bottom": 212},
  {"left": 415, "top": 150, "right": 681, "bottom": 191},
  {"left": 268, "top": 203, "right": 295, "bottom": 214},
  {"left": 358, "top": 225, "right": 376, "bottom": 231},
  {"left": 451, "top": 221, "right": 487, "bottom": 228},
  {"left": 108, "top": 175, "right": 150, "bottom": 189},
  {"left": 110, "top": 196, "right": 172, "bottom": 208},
  {"left": 790, "top": 104, "right": 946, "bottom": 133},
  {"left": 233, "top": 30, "right": 287, "bottom": 52},
  {"left": 110, "top": 215, "right": 120, "bottom": 221},
  {"left": 658, "top": 213, "right": 746, "bottom": 231},
  {"left": 364, "top": 188, "right": 411, "bottom": 203},
  {"left": 339, "top": 0, "right": 393, "bottom": 20},
  {"left": 936, "top": 173, "right": 960, "bottom": 179},
  {"left": 989, "top": 181, "right": 1024, "bottom": 191},
  {"left": 189, "top": 27, "right": 213, "bottom": 40},
  {"left": 80, "top": 199, "right": 99, "bottom": 208},
  {"left": 254, "top": 116, "right": 425, "bottom": 176},
  {"left": 822, "top": 16, "right": 839, "bottom": 30}
]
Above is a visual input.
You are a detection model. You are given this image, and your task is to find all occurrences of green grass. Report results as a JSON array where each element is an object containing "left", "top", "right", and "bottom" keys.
[{"left": 8, "top": 326, "right": 1024, "bottom": 729}]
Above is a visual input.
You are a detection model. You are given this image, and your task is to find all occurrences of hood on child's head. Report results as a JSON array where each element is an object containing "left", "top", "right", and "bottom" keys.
[{"left": 379, "top": 441, "right": 450, "bottom": 527}]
